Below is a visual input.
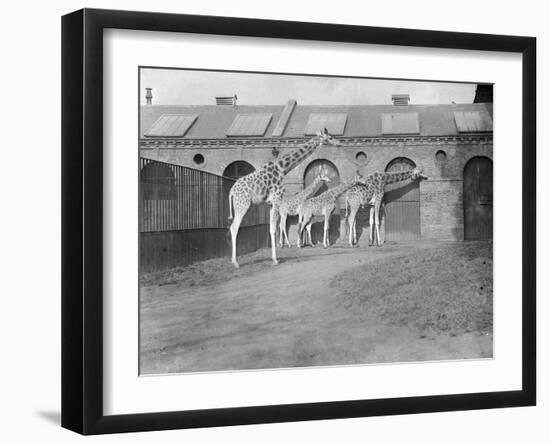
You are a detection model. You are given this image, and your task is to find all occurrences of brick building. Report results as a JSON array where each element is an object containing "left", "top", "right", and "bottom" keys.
[{"left": 140, "top": 93, "right": 493, "bottom": 243}]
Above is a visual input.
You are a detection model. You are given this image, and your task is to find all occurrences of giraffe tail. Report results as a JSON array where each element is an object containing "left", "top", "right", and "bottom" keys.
[{"left": 228, "top": 190, "right": 234, "bottom": 221}]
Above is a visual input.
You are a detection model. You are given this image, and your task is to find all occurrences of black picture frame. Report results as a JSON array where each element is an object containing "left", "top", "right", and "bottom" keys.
[{"left": 61, "top": 8, "right": 536, "bottom": 435}]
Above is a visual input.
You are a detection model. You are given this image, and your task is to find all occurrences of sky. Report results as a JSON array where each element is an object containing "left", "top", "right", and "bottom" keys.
[{"left": 140, "top": 68, "right": 477, "bottom": 106}]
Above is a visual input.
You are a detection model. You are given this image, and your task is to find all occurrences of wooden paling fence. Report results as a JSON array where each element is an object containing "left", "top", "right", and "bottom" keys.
[
  {"left": 140, "top": 158, "right": 270, "bottom": 272},
  {"left": 140, "top": 158, "right": 269, "bottom": 231}
]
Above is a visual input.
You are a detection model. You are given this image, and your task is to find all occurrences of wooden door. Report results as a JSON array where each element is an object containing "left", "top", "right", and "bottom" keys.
[
  {"left": 384, "top": 157, "right": 421, "bottom": 241},
  {"left": 463, "top": 157, "right": 493, "bottom": 240}
]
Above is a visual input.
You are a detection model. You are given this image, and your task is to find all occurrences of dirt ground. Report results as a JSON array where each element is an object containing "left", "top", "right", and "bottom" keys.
[{"left": 140, "top": 241, "right": 493, "bottom": 375}]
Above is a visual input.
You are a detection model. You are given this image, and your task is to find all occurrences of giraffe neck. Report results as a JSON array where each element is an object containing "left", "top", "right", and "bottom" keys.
[
  {"left": 277, "top": 137, "right": 321, "bottom": 175},
  {"left": 296, "top": 176, "right": 324, "bottom": 200},
  {"left": 324, "top": 180, "right": 356, "bottom": 200},
  {"left": 383, "top": 170, "right": 414, "bottom": 185}
]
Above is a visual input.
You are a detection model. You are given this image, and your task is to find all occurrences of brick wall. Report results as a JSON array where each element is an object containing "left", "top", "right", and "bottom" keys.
[
  {"left": 420, "top": 179, "right": 464, "bottom": 240},
  {"left": 140, "top": 138, "right": 493, "bottom": 242}
]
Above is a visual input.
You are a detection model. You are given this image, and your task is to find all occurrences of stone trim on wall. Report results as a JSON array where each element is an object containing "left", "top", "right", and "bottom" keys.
[{"left": 140, "top": 134, "right": 493, "bottom": 150}]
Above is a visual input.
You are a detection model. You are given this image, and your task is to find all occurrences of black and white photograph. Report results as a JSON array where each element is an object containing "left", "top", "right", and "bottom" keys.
[
  {"left": 138, "top": 68, "right": 493, "bottom": 375},
  {"left": 2, "top": 0, "right": 544, "bottom": 439}
]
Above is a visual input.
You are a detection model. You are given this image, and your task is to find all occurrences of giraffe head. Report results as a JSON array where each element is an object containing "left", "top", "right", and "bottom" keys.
[
  {"left": 318, "top": 165, "right": 331, "bottom": 183},
  {"left": 316, "top": 127, "right": 340, "bottom": 147},
  {"left": 411, "top": 168, "right": 429, "bottom": 181},
  {"left": 352, "top": 169, "right": 363, "bottom": 183}
]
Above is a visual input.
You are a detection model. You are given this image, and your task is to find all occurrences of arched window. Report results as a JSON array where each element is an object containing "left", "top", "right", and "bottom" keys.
[
  {"left": 223, "top": 161, "right": 255, "bottom": 180},
  {"left": 303, "top": 159, "right": 340, "bottom": 198},
  {"left": 222, "top": 162, "right": 256, "bottom": 220},
  {"left": 385, "top": 157, "right": 416, "bottom": 173},
  {"left": 355, "top": 151, "right": 368, "bottom": 165},
  {"left": 140, "top": 162, "right": 176, "bottom": 200}
]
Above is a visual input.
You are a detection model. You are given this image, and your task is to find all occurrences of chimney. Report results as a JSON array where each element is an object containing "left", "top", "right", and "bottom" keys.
[
  {"left": 392, "top": 94, "right": 410, "bottom": 106},
  {"left": 145, "top": 88, "right": 153, "bottom": 105},
  {"left": 215, "top": 94, "right": 237, "bottom": 106}
]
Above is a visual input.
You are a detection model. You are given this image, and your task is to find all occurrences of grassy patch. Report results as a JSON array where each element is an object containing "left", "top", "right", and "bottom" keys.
[
  {"left": 330, "top": 241, "right": 493, "bottom": 336},
  {"left": 140, "top": 249, "right": 272, "bottom": 288},
  {"left": 140, "top": 243, "right": 352, "bottom": 288}
]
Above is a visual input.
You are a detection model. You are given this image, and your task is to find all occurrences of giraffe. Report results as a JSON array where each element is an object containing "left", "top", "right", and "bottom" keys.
[
  {"left": 277, "top": 165, "right": 331, "bottom": 248},
  {"left": 345, "top": 168, "right": 428, "bottom": 247},
  {"left": 296, "top": 171, "right": 363, "bottom": 249},
  {"left": 344, "top": 180, "right": 377, "bottom": 247},
  {"left": 228, "top": 128, "right": 339, "bottom": 268}
]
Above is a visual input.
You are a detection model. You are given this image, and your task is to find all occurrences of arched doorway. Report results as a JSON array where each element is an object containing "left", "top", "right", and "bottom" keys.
[
  {"left": 463, "top": 156, "right": 493, "bottom": 240},
  {"left": 223, "top": 161, "right": 255, "bottom": 180},
  {"left": 303, "top": 159, "right": 340, "bottom": 198},
  {"left": 384, "top": 157, "right": 421, "bottom": 241}
]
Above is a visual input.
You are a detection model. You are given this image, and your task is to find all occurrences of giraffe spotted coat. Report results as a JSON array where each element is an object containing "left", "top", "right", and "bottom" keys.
[
  {"left": 277, "top": 166, "right": 330, "bottom": 247},
  {"left": 345, "top": 168, "right": 428, "bottom": 247},
  {"left": 297, "top": 172, "right": 362, "bottom": 249},
  {"left": 228, "top": 128, "right": 339, "bottom": 267}
]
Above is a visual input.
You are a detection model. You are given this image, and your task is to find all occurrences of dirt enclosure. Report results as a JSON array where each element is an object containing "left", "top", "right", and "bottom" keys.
[{"left": 140, "top": 241, "right": 493, "bottom": 375}]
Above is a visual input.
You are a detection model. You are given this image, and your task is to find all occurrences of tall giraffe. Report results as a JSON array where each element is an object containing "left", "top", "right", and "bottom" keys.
[
  {"left": 345, "top": 168, "right": 428, "bottom": 247},
  {"left": 228, "top": 128, "right": 339, "bottom": 268},
  {"left": 296, "top": 171, "right": 362, "bottom": 249},
  {"left": 278, "top": 165, "right": 331, "bottom": 248}
]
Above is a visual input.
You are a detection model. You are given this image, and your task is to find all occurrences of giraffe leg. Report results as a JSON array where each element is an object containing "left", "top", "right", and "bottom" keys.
[
  {"left": 347, "top": 209, "right": 353, "bottom": 247},
  {"left": 374, "top": 200, "right": 382, "bottom": 247},
  {"left": 298, "top": 213, "right": 311, "bottom": 247},
  {"left": 278, "top": 213, "right": 286, "bottom": 248},
  {"left": 269, "top": 206, "right": 280, "bottom": 265},
  {"left": 348, "top": 207, "right": 358, "bottom": 247},
  {"left": 283, "top": 214, "right": 292, "bottom": 248},
  {"left": 285, "top": 230, "right": 292, "bottom": 248},
  {"left": 307, "top": 222, "right": 313, "bottom": 247},
  {"left": 285, "top": 227, "right": 292, "bottom": 247},
  {"left": 297, "top": 215, "right": 304, "bottom": 248},
  {"left": 350, "top": 212, "right": 356, "bottom": 246},
  {"left": 230, "top": 203, "right": 249, "bottom": 268},
  {"left": 380, "top": 201, "right": 386, "bottom": 245},
  {"left": 323, "top": 213, "right": 330, "bottom": 248},
  {"left": 368, "top": 206, "right": 374, "bottom": 247}
]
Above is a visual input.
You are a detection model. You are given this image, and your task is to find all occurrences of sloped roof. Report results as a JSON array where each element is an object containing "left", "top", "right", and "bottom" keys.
[
  {"left": 140, "top": 102, "right": 493, "bottom": 138},
  {"left": 140, "top": 105, "right": 284, "bottom": 139},
  {"left": 145, "top": 114, "right": 197, "bottom": 136}
]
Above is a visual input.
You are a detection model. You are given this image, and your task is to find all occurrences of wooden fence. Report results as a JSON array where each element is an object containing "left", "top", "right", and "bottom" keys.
[
  {"left": 140, "top": 158, "right": 270, "bottom": 272},
  {"left": 140, "top": 158, "right": 269, "bottom": 231}
]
